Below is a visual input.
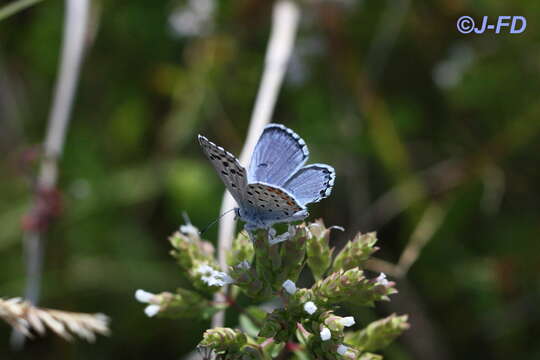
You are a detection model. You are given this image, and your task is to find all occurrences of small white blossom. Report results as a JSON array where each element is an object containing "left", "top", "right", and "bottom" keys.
[
  {"left": 340, "top": 316, "right": 355, "bottom": 327},
  {"left": 303, "top": 301, "right": 317, "bottom": 315},
  {"left": 195, "top": 264, "right": 215, "bottom": 274},
  {"left": 196, "top": 264, "right": 234, "bottom": 287},
  {"left": 337, "top": 344, "right": 349, "bottom": 355},
  {"left": 201, "top": 275, "right": 214, "bottom": 285},
  {"left": 220, "top": 273, "right": 234, "bottom": 284},
  {"left": 320, "top": 327, "right": 331, "bottom": 341},
  {"left": 282, "top": 280, "right": 297, "bottom": 295},
  {"left": 203, "top": 272, "right": 233, "bottom": 287},
  {"left": 135, "top": 289, "right": 161, "bottom": 317},
  {"left": 144, "top": 304, "right": 160, "bottom": 317},
  {"left": 376, "top": 272, "right": 389, "bottom": 286},
  {"left": 135, "top": 289, "right": 155, "bottom": 303}
]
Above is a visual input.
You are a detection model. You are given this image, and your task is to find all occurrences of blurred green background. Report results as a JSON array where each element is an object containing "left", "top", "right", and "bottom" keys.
[{"left": 1, "top": 0, "right": 540, "bottom": 359}]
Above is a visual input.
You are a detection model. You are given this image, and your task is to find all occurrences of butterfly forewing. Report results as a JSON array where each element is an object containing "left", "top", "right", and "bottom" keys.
[
  {"left": 245, "top": 182, "right": 304, "bottom": 219},
  {"left": 198, "top": 135, "right": 248, "bottom": 204},
  {"left": 248, "top": 124, "right": 309, "bottom": 186}
]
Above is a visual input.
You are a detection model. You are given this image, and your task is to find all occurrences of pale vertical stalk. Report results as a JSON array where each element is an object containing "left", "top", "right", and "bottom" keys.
[
  {"left": 211, "top": 0, "right": 300, "bottom": 328},
  {"left": 12, "top": 0, "right": 90, "bottom": 348}
]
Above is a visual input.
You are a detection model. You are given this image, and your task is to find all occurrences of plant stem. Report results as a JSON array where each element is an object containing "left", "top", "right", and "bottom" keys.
[
  {"left": 11, "top": 0, "right": 90, "bottom": 349},
  {"left": 211, "top": 0, "right": 300, "bottom": 328}
]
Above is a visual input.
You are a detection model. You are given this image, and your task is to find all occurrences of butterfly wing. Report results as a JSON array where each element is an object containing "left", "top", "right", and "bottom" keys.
[
  {"left": 283, "top": 164, "right": 335, "bottom": 206},
  {"left": 240, "top": 182, "right": 307, "bottom": 227},
  {"left": 248, "top": 124, "right": 309, "bottom": 186},
  {"left": 198, "top": 135, "right": 248, "bottom": 204}
]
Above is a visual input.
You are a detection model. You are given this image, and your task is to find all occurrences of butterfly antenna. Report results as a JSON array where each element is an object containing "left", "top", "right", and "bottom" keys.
[
  {"left": 199, "top": 208, "right": 236, "bottom": 236},
  {"left": 182, "top": 211, "right": 192, "bottom": 225}
]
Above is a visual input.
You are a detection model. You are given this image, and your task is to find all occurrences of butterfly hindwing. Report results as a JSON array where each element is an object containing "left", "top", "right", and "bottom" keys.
[
  {"left": 284, "top": 164, "right": 335, "bottom": 206},
  {"left": 244, "top": 182, "right": 305, "bottom": 220},
  {"left": 248, "top": 124, "right": 309, "bottom": 186},
  {"left": 198, "top": 135, "right": 247, "bottom": 204}
]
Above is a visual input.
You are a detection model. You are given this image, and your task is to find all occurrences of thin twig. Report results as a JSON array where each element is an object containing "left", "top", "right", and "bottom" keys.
[
  {"left": 0, "top": 0, "right": 44, "bottom": 22},
  {"left": 364, "top": 257, "right": 401, "bottom": 278},
  {"left": 212, "top": 0, "right": 300, "bottom": 328},
  {"left": 395, "top": 203, "right": 446, "bottom": 277},
  {"left": 360, "top": 158, "right": 464, "bottom": 229},
  {"left": 13, "top": 0, "right": 91, "bottom": 348},
  {"left": 366, "top": 203, "right": 446, "bottom": 278}
]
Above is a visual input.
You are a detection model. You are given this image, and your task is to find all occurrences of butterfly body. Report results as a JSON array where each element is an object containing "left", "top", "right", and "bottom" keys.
[{"left": 199, "top": 124, "right": 334, "bottom": 230}]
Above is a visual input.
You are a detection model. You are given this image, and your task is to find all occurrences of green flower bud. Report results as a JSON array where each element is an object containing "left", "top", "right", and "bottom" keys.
[
  {"left": 200, "top": 327, "right": 247, "bottom": 353},
  {"left": 169, "top": 228, "right": 216, "bottom": 266},
  {"left": 277, "top": 225, "right": 307, "bottom": 284},
  {"left": 305, "top": 333, "right": 342, "bottom": 360},
  {"left": 312, "top": 268, "right": 397, "bottom": 306},
  {"left": 240, "top": 344, "right": 266, "bottom": 360},
  {"left": 336, "top": 344, "right": 363, "bottom": 359},
  {"left": 259, "top": 308, "right": 293, "bottom": 343},
  {"left": 288, "top": 288, "right": 317, "bottom": 318},
  {"left": 306, "top": 220, "right": 339, "bottom": 280},
  {"left": 227, "top": 231, "right": 254, "bottom": 267},
  {"left": 345, "top": 314, "right": 409, "bottom": 351},
  {"left": 321, "top": 311, "right": 355, "bottom": 333},
  {"left": 251, "top": 228, "right": 277, "bottom": 286},
  {"left": 332, "top": 232, "right": 378, "bottom": 272},
  {"left": 157, "top": 288, "right": 220, "bottom": 319},
  {"left": 251, "top": 227, "right": 306, "bottom": 291},
  {"left": 229, "top": 261, "right": 271, "bottom": 299}
]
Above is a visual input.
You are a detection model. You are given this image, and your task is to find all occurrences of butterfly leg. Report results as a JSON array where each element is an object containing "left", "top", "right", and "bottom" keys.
[{"left": 290, "top": 209, "right": 309, "bottom": 222}]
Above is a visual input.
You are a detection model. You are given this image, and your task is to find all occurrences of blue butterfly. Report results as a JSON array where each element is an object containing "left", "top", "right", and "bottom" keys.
[{"left": 198, "top": 124, "right": 335, "bottom": 229}]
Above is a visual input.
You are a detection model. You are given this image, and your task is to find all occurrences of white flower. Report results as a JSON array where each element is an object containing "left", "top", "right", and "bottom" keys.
[
  {"left": 202, "top": 272, "right": 233, "bottom": 287},
  {"left": 282, "top": 280, "right": 297, "bottom": 295},
  {"left": 135, "top": 289, "right": 161, "bottom": 317},
  {"left": 135, "top": 289, "right": 155, "bottom": 303},
  {"left": 303, "top": 301, "right": 317, "bottom": 315},
  {"left": 337, "top": 344, "right": 349, "bottom": 356},
  {"left": 340, "top": 316, "right": 355, "bottom": 327},
  {"left": 196, "top": 264, "right": 234, "bottom": 287},
  {"left": 320, "top": 327, "right": 331, "bottom": 341},
  {"left": 195, "top": 264, "right": 215, "bottom": 275},
  {"left": 376, "top": 272, "right": 389, "bottom": 286},
  {"left": 218, "top": 273, "right": 234, "bottom": 285},
  {"left": 144, "top": 304, "right": 160, "bottom": 317}
]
